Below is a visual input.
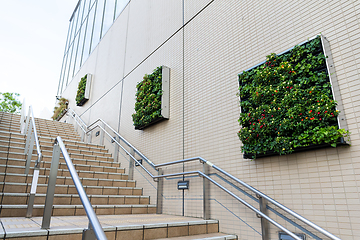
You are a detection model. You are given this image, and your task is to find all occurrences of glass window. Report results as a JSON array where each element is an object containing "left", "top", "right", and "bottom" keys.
[
  {"left": 115, "top": 0, "right": 128, "bottom": 19},
  {"left": 58, "top": 52, "right": 69, "bottom": 95},
  {"left": 82, "top": 3, "right": 96, "bottom": 63},
  {"left": 70, "top": 7, "right": 80, "bottom": 43},
  {"left": 63, "top": 21, "right": 72, "bottom": 55},
  {"left": 73, "top": 3, "right": 82, "bottom": 35},
  {"left": 77, "top": 0, "right": 86, "bottom": 27},
  {"left": 89, "top": 0, "right": 96, "bottom": 9},
  {"left": 66, "top": 20, "right": 75, "bottom": 53},
  {"left": 90, "top": 0, "right": 105, "bottom": 52},
  {"left": 101, "top": 0, "right": 116, "bottom": 38},
  {"left": 64, "top": 42, "right": 74, "bottom": 87},
  {"left": 69, "top": 33, "right": 79, "bottom": 78},
  {"left": 82, "top": 0, "right": 90, "bottom": 25},
  {"left": 74, "top": 25, "right": 86, "bottom": 74}
]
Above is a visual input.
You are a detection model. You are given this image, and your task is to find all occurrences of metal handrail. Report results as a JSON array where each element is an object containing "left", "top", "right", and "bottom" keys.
[
  {"left": 24, "top": 106, "right": 43, "bottom": 170},
  {"left": 24, "top": 106, "right": 43, "bottom": 217},
  {"left": 87, "top": 118, "right": 154, "bottom": 166},
  {"left": 30, "top": 107, "right": 42, "bottom": 165},
  {"left": 66, "top": 108, "right": 341, "bottom": 240},
  {"left": 23, "top": 108, "right": 106, "bottom": 239},
  {"left": 41, "top": 137, "right": 107, "bottom": 240},
  {"left": 156, "top": 156, "right": 342, "bottom": 240},
  {"left": 68, "top": 108, "right": 154, "bottom": 166},
  {"left": 68, "top": 108, "right": 87, "bottom": 129}
]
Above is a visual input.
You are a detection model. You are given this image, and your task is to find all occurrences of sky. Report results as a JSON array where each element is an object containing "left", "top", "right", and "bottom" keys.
[{"left": 0, "top": 0, "right": 79, "bottom": 118}]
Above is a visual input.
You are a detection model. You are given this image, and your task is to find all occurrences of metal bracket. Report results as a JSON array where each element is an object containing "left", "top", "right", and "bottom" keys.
[
  {"left": 82, "top": 228, "right": 96, "bottom": 240},
  {"left": 135, "top": 159, "right": 142, "bottom": 166}
]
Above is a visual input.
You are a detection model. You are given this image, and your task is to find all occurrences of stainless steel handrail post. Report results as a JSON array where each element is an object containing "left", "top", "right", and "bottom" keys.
[
  {"left": 87, "top": 131, "right": 92, "bottom": 143},
  {"left": 258, "top": 196, "right": 269, "bottom": 240},
  {"left": 26, "top": 166, "right": 40, "bottom": 217},
  {"left": 128, "top": 148, "right": 135, "bottom": 180},
  {"left": 113, "top": 136, "right": 119, "bottom": 163},
  {"left": 203, "top": 163, "right": 210, "bottom": 220},
  {"left": 20, "top": 99, "right": 26, "bottom": 134},
  {"left": 23, "top": 106, "right": 31, "bottom": 136},
  {"left": 24, "top": 123, "right": 33, "bottom": 155},
  {"left": 80, "top": 127, "right": 85, "bottom": 142},
  {"left": 25, "top": 131, "right": 34, "bottom": 175},
  {"left": 42, "top": 142, "right": 61, "bottom": 229},
  {"left": 99, "top": 122, "right": 105, "bottom": 145},
  {"left": 156, "top": 168, "right": 163, "bottom": 214}
]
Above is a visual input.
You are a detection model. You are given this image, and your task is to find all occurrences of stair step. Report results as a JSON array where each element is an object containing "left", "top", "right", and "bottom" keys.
[
  {"left": 156, "top": 233, "right": 238, "bottom": 240},
  {"left": 0, "top": 140, "right": 24, "bottom": 148},
  {"left": 0, "top": 164, "right": 128, "bottom": 180},
  {"left": 0, "top": 204, "right": 156, "bottom": 217},
  {"left": 0, "top": 148, "right": 114, "bottom": 162},
  {"left": 0, "top": 130, "right": 24, "bottom": 140},
  {"left": 39, "top": 140, "right": 109, "bottom": 153},
  {"left": 2, "top": 157, "right": 121, "bottom": 171},
  {"left": 0, "top": 173, "right": 136, "bottom": 187},
  {"left": 0, "top": 214, "right": 221, "bottom": 239},
  {"left": 0, "top": 136, "right": 25, "bottom": 145},
  {"left": 38, "top": 135, "right": 106, "bottom": 149},
  {"left": 39, "top": 144, "right": 111, "bottom": 156},
  {"left": 0, "top": 127, "right": 20, "bottom": 133},
  {"left": 0, "top": 182, "right": 143, "bottom": 195},
  {"left": 0, "top": 192, "right": 150, "bottom": 205},
  {"left": 40, "top": 135, "right": 80, "bottom": 142}
]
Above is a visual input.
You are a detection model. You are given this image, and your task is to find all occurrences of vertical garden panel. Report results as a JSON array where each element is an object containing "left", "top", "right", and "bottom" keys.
[
  {"left": 133, "top": 66, "right": 170, "bottom": 130},
  {"left": 238, "top": 35, "right": 349, "bottom": 159}
]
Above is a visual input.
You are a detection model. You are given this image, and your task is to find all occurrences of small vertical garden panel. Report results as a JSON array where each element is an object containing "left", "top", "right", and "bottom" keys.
[
  {"left": 76, "top": 73, "right": 92, "bottom": 106},
  {"left": 132, "top": 66, "right": 170, "bottom": 130}
]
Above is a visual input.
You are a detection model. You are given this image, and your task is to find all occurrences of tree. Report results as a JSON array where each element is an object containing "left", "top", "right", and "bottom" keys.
[{"left": 0, "top": 92, "right": 22, "bottom": 114}]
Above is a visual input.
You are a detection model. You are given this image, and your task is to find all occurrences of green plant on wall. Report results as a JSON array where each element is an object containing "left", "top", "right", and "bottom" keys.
[
  {"left": 132, "top": 66, "right": 163, "bottom": 129},
  {"left": 238, "top": 36, "right": 349, "bottom": 158},
  {"left": 76, "top": 75, "right": 87, "bottom": 106},
  {"left": 52, "top": 98, "right": 68, "bottom": 121}
]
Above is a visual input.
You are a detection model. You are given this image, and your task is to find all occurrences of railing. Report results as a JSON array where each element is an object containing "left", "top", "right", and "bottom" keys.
[
  {"left": 23, "top": 105, "right": 42, "bottom": 174},
  {"left": 22, "top": 107, "right": 107, "bottom": 240},
  {"left": 65, "top": 108, "right": 342, "bottom": 240},
  {"left": 21, "top": 106, "right": 43, "bottom": 218},
  {"left": 41, "top": 137, "right": 107, "bottom": 240}
]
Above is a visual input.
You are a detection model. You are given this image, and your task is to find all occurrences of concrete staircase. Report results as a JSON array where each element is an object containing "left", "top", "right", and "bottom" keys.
[{"left": 0, "top": 111, "right": 237, "bottom": 240}]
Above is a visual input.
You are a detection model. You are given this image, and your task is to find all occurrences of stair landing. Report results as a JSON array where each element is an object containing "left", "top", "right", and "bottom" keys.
[{"left": 0, "top": 214, "right": 237, "bottom": 240}]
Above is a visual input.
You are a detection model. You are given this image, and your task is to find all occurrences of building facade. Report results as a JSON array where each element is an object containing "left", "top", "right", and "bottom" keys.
[{"left": 58, "top": 1, "right": 360, "bottom": 239}]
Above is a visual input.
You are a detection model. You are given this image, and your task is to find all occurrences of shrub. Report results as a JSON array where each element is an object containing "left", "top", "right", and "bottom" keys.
[{"left": 52, "top": 98, "right": 68, "bottom": 121}]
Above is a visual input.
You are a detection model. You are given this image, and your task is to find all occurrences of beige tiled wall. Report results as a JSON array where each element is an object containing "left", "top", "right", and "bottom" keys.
[{"left": 61, "top": 0, "right": 360, "bottom": 239}]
